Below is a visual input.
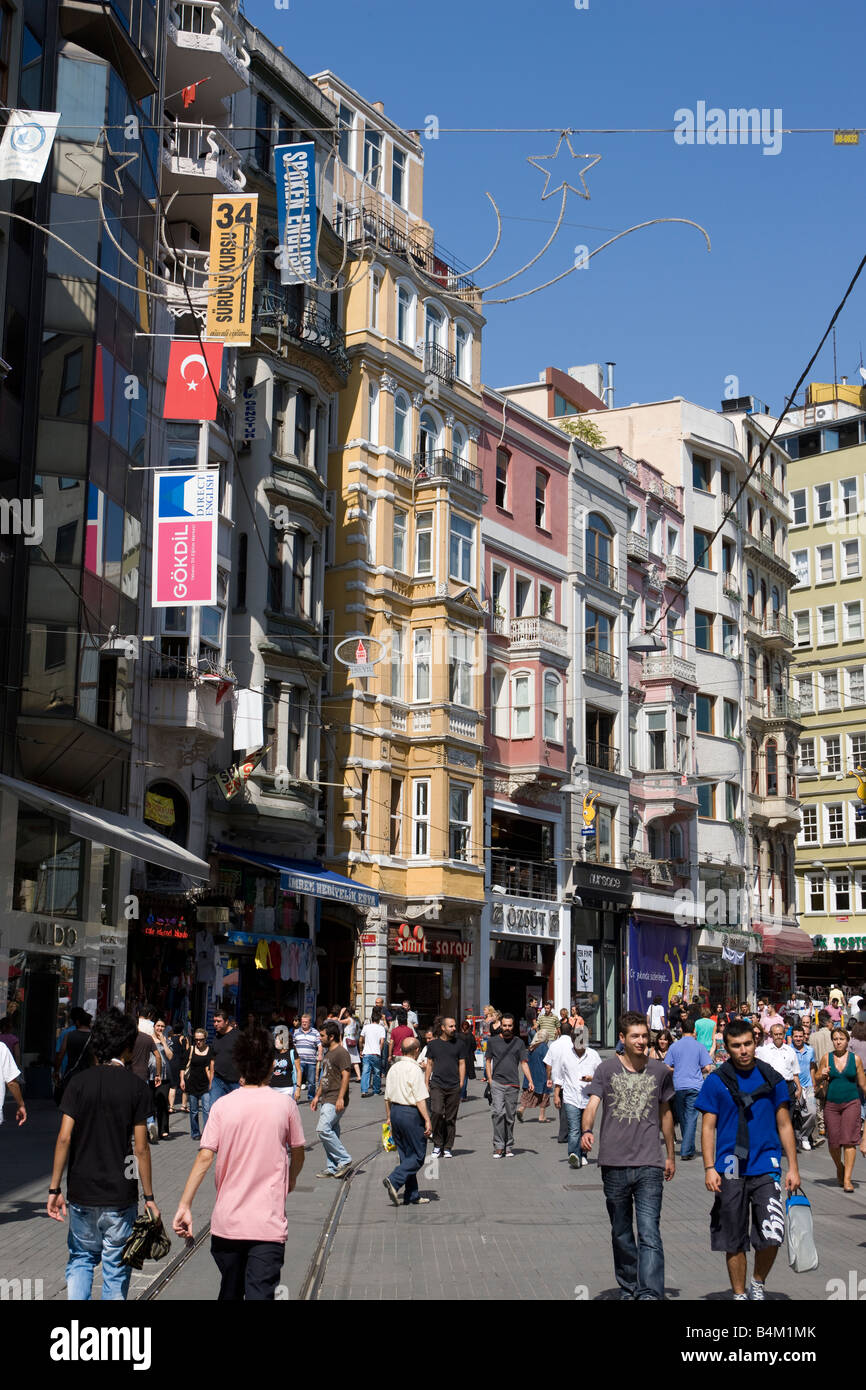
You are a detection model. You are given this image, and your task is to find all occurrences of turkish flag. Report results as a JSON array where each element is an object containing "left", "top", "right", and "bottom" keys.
[{"left": 163, "top": 340, "right": 223, "bottom": 420}]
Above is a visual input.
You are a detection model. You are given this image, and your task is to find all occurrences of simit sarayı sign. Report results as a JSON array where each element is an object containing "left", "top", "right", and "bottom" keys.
[
  {"left": 152, "top": 471, "right": 218, "bottom": 607},
  {"left": 388, "top": 926, "right": 472, "bottom": 962}
]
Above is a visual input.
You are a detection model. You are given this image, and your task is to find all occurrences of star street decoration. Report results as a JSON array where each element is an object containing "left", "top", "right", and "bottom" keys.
[
  {"left": 65, "top": 127, "right": 140, "bottom": 198},
  {"left": 526, "top": 131, "right": 602, "bottom": 201}
]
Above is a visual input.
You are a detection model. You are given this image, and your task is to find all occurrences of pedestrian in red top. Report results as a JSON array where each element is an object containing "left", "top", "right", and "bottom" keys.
[{"left": 388, "top": 1009, "right": 416, "bottom": 1067}]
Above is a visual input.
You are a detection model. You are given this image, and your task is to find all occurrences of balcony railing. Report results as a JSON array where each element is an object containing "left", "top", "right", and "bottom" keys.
[
  {"left": 627, "top": 530, "right": 648, "bottom": 561},
  {"left": 167, "top": 0, "right": 250, "bottom": 87},
  {"left": 424, "top": 341, "right": 456, "bottom": 385},
  {"left": 414, "top": 450, "right": 481, "bottom": 491},
  {"left": 490, "top": 853, "right": 556, "bottom": 900},
  {"left": 743, "top": 531, "right": 784, "bottom": 566},
  {"left": 586, "top": 740, "right": 621, "bottom": 773},
  {"left": 585, "top": 553, "right": 618, "bottom": 589},
  {"left": 490, "top": 612, "right": 507, "bottom": 636},
  {"left": 510, "top": 616, "right": 568, "bottom": 651},
  {"left": 764, "top": 613, "right": 794, "bottom": 642},
  {"left": 161, "top": 118, "right": 245, "bottom": 190},
  {"left": 339, "top": 205, "right": 477, "bottom": 296},
  {"left": 642, "top": 652, "right": 698, "bottom": 685},
  {"left": 585, "top": 645, "right": 620, "bottom": 681},
  {"left": 255, "top": 291, "right": 349, "bottom": 375},
  {"left": 161, "top": 249, "right": 209, "bottom": 319},
  {"left": 722, "top": 576, "right": 740, "bottom": 601},
  {"left": 665, "top": 553, "right": 689, "bottom": 584},
  {"left": 770, "top": 692, "right": 801, "bottom": 720}
]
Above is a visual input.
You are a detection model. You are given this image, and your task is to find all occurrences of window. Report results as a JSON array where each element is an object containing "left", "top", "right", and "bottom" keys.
[
  {"left": 726, "top": 782, "right": 739, "bottom": 820},
  {"left": 750, "top": 738, "right": 760, "bottom": 793},
  {"left": 200, "top": 605, "right": 222, "bottom": 658},
  {"left": 722, "top": 617, "right": 738, "bottom": 657},
  {"left": 765, "top": 739, "right": 778, "bottom": 796},
  {"left": 593, "top": 806, "right": 614, "bottom": 864},
  {"left": 455, "top": 322, "right": 471, "bottom": 382},
  {"left": 814, "top": 483, "right": 832, "bottom": 522},
  {"left": 453, "top": 425, "right": 469, "bottom": 463},
  {"left": 418, "top": 409, "right": 438, "bottom": 463},
  {"left": 796, "top": 674, "right": 814, "bottom": 712},
  {"left": 849, "top": 666, "right": 865, "bottom": 705},
  {"left": 851, "top": 732, "right": 866, "bottom": 766},
  {"left": 369, "top": 269, "right": 382, "bottom": 330},
  {"left": 413, "top": 628, "right": 431, "bottom": 702},
  {"left": 396, "top": 284, "right": 414, "bottom": 345},
  {"left": 746, "top": 570, "right": 755, "bottom": 614},
  {"left": 845, "top": 601, "right": 863, "bottom": 640},
  {"left": 791, "top": 550, "right": 809, "bottom": 586},
  {"left": 647, "top": 514, "right": 660, "bottom": 555},
  {"left": 535, "top": 470, "right": 548, "bottom": 528},
  {"left": 540, "top": 584, "right": 554, "bottom": 621},
  {"left": 277, "top": 112, "right": 295, "bottom": 147},
  {"left": 648, "top": 710, "right": 667, "bottom": 770},
  {"left": 495, "top": 448, "right": 509, "bottom": 509},
  {"left": 363, "top": 127, "right": 382, "bottom": 189},
  {"left": 807, "top": 873, "right": 825, "bottom": 912},
  {"left": 389, "top": 779, "right": 403, "bottom": 856},
  {"left": 586, "top": 607, "right": 614, "bottom": 665},
  {"left": 424, "top": 303, "right": 443, "bottom": 348},
  {"left": 667, "top": 526, "right": 680, "bottom": 556},
  {"left": 255, "top": 93, "right": 272, "bottom": 169},
  {"left": 267, "top": 528, "right": 284, "bottom": 612},
  {"left": 697, "top": 783, "right": 716, "bottom": 818},
  {"left": 543, "top": 672, "right": 561, "bottom": 741},
  {"left": 800, "top": 805, "right": 818, "bottom": 843},
  {"left": 791, "top": 488, "right": 807, "bottom": 525},
  {"left": 694, "top": 529, "right": 712, "bottom": 569},
  {"left": 834, "top": 872, "right": 851, "bottom": 912},
  {"left": 669, "top": 825, "right": 683, "bottom": 860},
  {"left": 794, "top": 611, "right": 811, "bottom": 647},
  {"left": 449, "top": 783, "right": 471, "bottom": 861},
  {"left": 393, "top": 392, "right": 410, "bottom": 458},
  {"left": 821, "top": 673, "right": 840, "bottom": 710},
  {"left": 515, "top": 576, "right": 533, "bottom": 616},
  {"left": 721, "top": 538, "right": 735, "bottom": 575},
  {"left": 415, "top": 511, "right": 433, "bottom": 575},
  {"left": 818, "top": 606, "right": 836, "bottom": 644},
  {"left": 841, "top": 477, "right": 857, "bottom": 517},
  {"left": 391, "top": 147, "right": 406, "bottom": 206},
  {"left": 723, "top": 699, "right": 738, "bottom": 738},
  {"left": 358, "top": 772, "right": 369, "bottom": 851},
  {"left": 337, "top": 103, "right": 355, "bottom": 166},
  {"left": 366, "top": 497, "right": 377, "bottom": 566},
  {"left": 696, "top": 694, "right": 714, "bottom": 734},
  {"left": 817, "top": 545, "right": 834, "bottom": 582},
  {"left": 491, "top": 666, "right": 508, "bottom": 737},
  {"left": 827, "top": 803, "right": 845, "bottom": 842},
  {"left": 367, "top": 381, "right": 379, "bottom": 445},
  {"left": 586, "top": 512, "right": 615, "bottom": 585},
  {"left": 295, "top": 389, "right": 311, "bottom": 464},
  {"left": 798, "top": 737, "right": 816, "bottom": 771},
  {"left": 824, "top": 734, "right": 842, "bottom": 773},
  {"left": 449, "top": 629, "right": 473, "bottom": 706},
  {"left": 692, "top": 453, "right": 712, "bottom": 492},
  {"left": 721, "top": 467, "right": 733, "bottom": 498},
  {"left": 695, "top": 611, "right": 713, "bottom": 651},
  {"left": 749, "top": 648, "right": 758, "bottom": 698},
  {"left": 843, "top": 539, "right": 861, "bottom": 578},
  {"left": 511, "top": 672, "right": 532, "bottom": 737},
  {"left": 412, "top": 779, "right": 430, "bottom": 856},
  {"left": 449, "top": 513, "right": 474, "bottom": 583},
  {"left": 390, "top": 625, "right": 404, "bottom": 701}
]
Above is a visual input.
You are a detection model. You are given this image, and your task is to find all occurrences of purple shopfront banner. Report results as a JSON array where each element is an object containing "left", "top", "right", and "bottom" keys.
[{"left": 627, "top": 918, "right": 690, "bottom": 1014}]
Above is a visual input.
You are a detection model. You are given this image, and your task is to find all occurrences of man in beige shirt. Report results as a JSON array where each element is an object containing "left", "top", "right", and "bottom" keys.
[{"left": 383, "top": 1038, "right": 432, "bottom": 1207}]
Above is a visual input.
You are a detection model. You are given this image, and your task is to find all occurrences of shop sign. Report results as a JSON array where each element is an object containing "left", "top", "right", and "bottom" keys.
[
  {"left": 196, "top": 906, "right": 230, "bottom": 924},
  {"left": 143, "top": 911, "right": 188, "bottom": 941},
  {"left": 360, "top": 933, "right": 377, "bottom": 946},
  {"left": 29, "top": 921, "right": 78, "bottom": 948},
  {"left": 812, "top": 934, "right": 866, "bottom": 952},
  {"left": 574, "top": 944, "right": 593, "bottom": 991},
  {"left": 490, "top": 902, "right": 560, "bottom": 938},
  {"left": 387, "top": 927, "right": 472, "bottom": 962},
  {"left": 573, "top": 863, "right": 632, "bottom": 908}
]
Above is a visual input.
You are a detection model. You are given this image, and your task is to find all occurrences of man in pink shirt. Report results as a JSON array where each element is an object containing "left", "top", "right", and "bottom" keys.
[
  {"left": 173, "top": 1027, "right": 305, "bottom": 1300},
  {"left": 760, "top": 1003, "right": 785, "bottom": 1039}
]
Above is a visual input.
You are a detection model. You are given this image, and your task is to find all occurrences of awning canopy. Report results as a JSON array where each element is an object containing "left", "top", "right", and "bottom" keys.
[
  {"left": 217, "top": 844, "right": 379, "bottom": 908},
  {"left": 755, "top": 920, "right": 814, "bottom": 959},
  {"left": 0, "top": 773, "right": 211, "bottom": 881}
]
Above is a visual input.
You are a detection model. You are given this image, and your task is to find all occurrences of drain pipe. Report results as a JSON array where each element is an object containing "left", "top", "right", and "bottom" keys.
[{"left": 605, "top": 361, "right": 616, "bottom": 409}]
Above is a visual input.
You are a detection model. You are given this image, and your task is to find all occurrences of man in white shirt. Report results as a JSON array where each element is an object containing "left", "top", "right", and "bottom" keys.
[
  {"left": 360, "top": 1008, "right": 387, "bottom": 1097},
  {"left": 545, "top": 1022, "right": 577, "bottom": 1144},
  {"left": 401, "top": 998, "right": 419, "bottom": 1030},
  {"left": 552, "top": 1027, "right": 601, "bottom": 1168},
  {"left": 383, "top": 1037, "right": 432, "bottom": 1206},
  {"left": 0, "top": 1040, "right": 26, "bottom": 1126},
  {"left": 756, "top": 1024, "right": 802, "bottom": 1108}
]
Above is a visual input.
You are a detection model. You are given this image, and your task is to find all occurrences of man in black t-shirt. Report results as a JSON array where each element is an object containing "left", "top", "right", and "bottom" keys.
[
  {"left": 486, "top": 1014, "right": 533, "bottom": 1157},
  {"left": 47, "top": 1008, "right": 158, "bottom": 1301},
  {"left": 423, "top": 1017, "right": 465, "bottom": 1158},
  {"left": 211, "top": 1010, "right": 241, "bottom": 1105}
]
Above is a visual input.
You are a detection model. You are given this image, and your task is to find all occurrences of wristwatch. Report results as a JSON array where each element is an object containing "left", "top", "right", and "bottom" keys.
[
  {"left": 48, "top": 1187, "right": 61, "bottom": 1195},
  {"left": 143, "top": 1193, "right": 155, "bottom": 1202}
]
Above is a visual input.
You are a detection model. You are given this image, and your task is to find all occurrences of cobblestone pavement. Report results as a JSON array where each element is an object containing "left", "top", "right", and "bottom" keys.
[{"left": 2, "top": 1087, "right": 864, "bottom": 1302}]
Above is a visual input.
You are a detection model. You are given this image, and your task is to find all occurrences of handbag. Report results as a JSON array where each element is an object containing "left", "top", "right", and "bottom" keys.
[
  {"left": 381, "top": 1121, "right": 396, "bottom": 1152},
  {"left": 121, "top": 1209, "right": 172, "bottom": 1269},
  {"left": 786, "top": 1191, "right": 818, "bottom": 1272}
]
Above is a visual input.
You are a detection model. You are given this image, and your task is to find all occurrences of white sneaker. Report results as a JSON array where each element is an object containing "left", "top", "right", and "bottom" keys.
[
  {"left": 568, "top": 1153, "right": 580, "bottom": 1169},
  {"left": 800, "top": 1137, "right": 812, "bottom": 1150},
  {"left": 443, "top": 1150, "right": 453, "bottom": 1158},
  {"left": 734, "top": 1292, "right": 748, "bottom": 1301},
  {"left": 748, "top": 1279, "right": 766, "bottom": 1301},
  {"left": 432, "top": 1147, "right": 442, "bottom": 1158}
]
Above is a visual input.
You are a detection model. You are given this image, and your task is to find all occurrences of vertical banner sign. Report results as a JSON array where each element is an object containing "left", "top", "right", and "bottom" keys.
[
  {"left": 152, "top": 470, "right": 218, "bottom": 608},
  {"left": 206, "top": 194, "right": 258, "bottom": 345},
  {"left": 0, "top": 110, "right": 61, "bottom": 182},
  {"left": 234, "top": 382, "right": 264, "bottom": 442},
  {"left": 627, "top": 918, "right": 690, "bottom": 1013},
  {"left": 275, "top": 142, "right": 317, "bottom": 286}
]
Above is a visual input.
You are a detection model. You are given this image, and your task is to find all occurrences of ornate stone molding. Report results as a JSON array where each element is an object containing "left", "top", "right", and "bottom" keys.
[{"left": 379, "top": 373, "right": 397, "bottom": 395}]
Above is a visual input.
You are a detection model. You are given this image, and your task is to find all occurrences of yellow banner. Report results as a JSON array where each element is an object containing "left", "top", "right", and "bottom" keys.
[
  {"left": 144, "top": 791, "right": 176, "bottom": 827},
  {"left": 206, "top": 194, "right": 258, "bottom": 346}
]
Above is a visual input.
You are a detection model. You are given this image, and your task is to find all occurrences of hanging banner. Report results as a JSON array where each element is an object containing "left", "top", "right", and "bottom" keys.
[
  {"left": 574, "top": 944, "right": 594, "bottom": 993},
  {"left": 152, "top": 470, "right": 218, "bottom": 608},
  {"left": 0, "top": 110, "right": 60, "bottom": 183},
  {"left": 234, "top": 382, "right": 265, "bottom": 442},
  {"left": 144, "top": 791, "right": 176, "bottom": 827},
  {"left": 275, "top": 142, "right": 317, "bottom": 285},
  {"left": 627, "top": 918, "right": 691, "bottom": 1013},
  {"left": 205, "top": 193, "right": 258, "bottom": 345},
  {"left": 163, "top": 339, "right": 223, "bottom": 420}
]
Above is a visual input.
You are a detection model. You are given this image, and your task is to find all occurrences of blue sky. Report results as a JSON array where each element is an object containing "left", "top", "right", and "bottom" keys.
[{"left": 246, "top": 0, "right": 866, "bottom": 414}]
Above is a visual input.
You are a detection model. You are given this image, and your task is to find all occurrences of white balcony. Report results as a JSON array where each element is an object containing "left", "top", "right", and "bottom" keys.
[
  {"left": 161, "top": 247, "right": 209, "bottom": 322},
  {"left": 642, "top": 652, "right": 698, "bottom": 685},
  {"left": 510, "top": 616, "right": 567, "bottom": 652},
  {"left": 665, "top": 553, "right": 689, "bottom": 584},
  {"left": 449, "top": 712, "right": 478, "bottom": 738},
  {"left": 161, "top": 119, "right": 246, "bottom": 195},
  {"left": 166, "top": 0, "right": 250, "bottom": 110},
  {"left": 149, "top": 677, "right": 226, "bottom": 740},
  {"left": 627, "top": 530, "right": 648, "bottom": 561}
]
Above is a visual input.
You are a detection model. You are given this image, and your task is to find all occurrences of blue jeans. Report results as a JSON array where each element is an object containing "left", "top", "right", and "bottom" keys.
[
  {"left": 361, "top": 1054, "right": 382, "bottom": 1095},
  {"left": 564, "top": 1102, "right": 585, "bottom": 1154},
  {"left": 601, "top": 1166, "right": 665, "bottom": 1301},
  {"left": 316, "top": 1102, "right": 352, "bottom": 1173},
  {"left": 296, "top": 1061, "right": 317, "bottom": 1101},
  {"left": 675, "top": 1088, "right": 700, "bottom": 1158},
  {"left": 210, "top": 1077, "right": 240, "bottom": 1106},
  {"left": 188, "top": 1089, "right": 212, "bottom": 1140},
  {"left": 66, "top": 1203, "right": 137, "bottom": 1301},
  {"left": 388, "top": 1104, "right": 427, "bottom": 1202}
]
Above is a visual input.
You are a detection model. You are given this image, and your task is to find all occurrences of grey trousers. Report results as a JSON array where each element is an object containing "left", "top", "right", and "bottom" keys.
[{"left": 491, "top": 1080, "right": 519, "bottom": 1150}]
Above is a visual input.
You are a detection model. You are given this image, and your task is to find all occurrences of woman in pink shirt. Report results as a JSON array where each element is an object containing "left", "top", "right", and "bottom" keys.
[{"left": 173, "top": 1027, "right": 306, "bottom": 1300}]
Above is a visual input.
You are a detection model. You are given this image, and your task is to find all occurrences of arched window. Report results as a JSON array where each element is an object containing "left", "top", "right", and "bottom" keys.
[
  {"left": 452, "top": 424, "right": 469, "bottom": 462},
  {"left": 669, "top": 824, "right": 683, "bottom": 861},
  {"left": 454, "top": 321, "right": 471, "bottom": 382},
  {"left": 393, "top": 391, "right": 411, "bottom": 459},
  {"left": 424, "top": 302, "right": 444, "bottom": 347},
  {"left": 543, "top": 671, "right": 562, "bottom": 741},
  {"left": 750, "top": 738, "right": 760, "bottom": 793},
  {"left": 766, "top": 739, "right": 778, "bottom": 796},
  {"left": 759, "top": 579, "right": 767, "bottom": 617},
  {"left": 144, "top": 781, "right": 190, "bottom": 847},
  {"left": 786, "top": 738, "right": 797, "bottom": 796},
  {"left": 771, "top": 585, "right": 780, "bottom": 617},
  {"left": 586, "top": 512, "right": 614, "bottom": 585},
  {"left": 418, "top": 409, "right": 441, "bottom": 467},
  {"left": 747, "top": 499, "right": 754, "bottom": 533},
  {"left": 396, "top": 282, "right": 416, "bottom": 346},
  {"left": 747, "top": 570, "right": 755, "bottom": 614},
  {"left": 749, "top": 648, "right": 758, "bottom": 698}
]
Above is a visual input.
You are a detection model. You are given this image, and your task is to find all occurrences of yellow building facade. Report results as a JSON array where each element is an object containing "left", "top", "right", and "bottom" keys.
[{"left": 314, "top": 74, "right": 487, "bottom": 1023}]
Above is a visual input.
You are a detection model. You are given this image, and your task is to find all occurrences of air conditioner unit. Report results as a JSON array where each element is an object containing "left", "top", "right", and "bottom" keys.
[{"left": 814, "top": 406, "right": 832, "bottom": 422}]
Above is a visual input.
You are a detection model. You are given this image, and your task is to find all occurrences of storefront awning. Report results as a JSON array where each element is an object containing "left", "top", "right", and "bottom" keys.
[
  {"left": 217, "top": 844, "right": 379, "bottom": 908},
  {"left": 755, "top": 921, "right": 814, "bottom": 959},
  {"left": 0, "top": 772, "right": 211, "bottom": 880}
]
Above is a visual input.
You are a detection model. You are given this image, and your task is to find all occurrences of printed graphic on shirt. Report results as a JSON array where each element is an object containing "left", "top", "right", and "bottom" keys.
[{"left": 608, "top": 1068, "right": 658, "bottom": 1125}]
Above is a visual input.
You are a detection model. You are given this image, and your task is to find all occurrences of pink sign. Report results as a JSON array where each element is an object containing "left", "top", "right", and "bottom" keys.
[{"left": 152, "top": 470, "right": 217, "bottom": 607}]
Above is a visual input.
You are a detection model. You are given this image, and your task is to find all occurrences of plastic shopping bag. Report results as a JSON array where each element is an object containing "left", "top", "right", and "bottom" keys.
[
  {"left": 381, "top": 1121, "right": 396, "bottom": 1152},
  {"left": 786, "top": 1191, "right": 819, "bottom": 1272}
]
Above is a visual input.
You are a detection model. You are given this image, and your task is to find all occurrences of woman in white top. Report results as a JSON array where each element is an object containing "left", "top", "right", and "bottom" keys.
[
  {"left": 342, "top": 1011, "right": 361, "bottom": 1081},
  {"left": 647, "top": 995, "right": 667, "bottom": 1035}
]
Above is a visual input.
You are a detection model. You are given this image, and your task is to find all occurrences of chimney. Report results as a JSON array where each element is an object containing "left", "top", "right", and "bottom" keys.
[
  {"left": 605, "top": 361, "right": 616, "bottom": 409},
  {"left": 841, "top": 376, "right": 848, "bottom": 386},
  {"left": 372, "top": 101, "right": 385, "bottom": 114}
]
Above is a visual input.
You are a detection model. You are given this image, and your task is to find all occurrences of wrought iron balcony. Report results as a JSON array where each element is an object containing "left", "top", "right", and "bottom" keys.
[
  {"left": 490, "top": 853, "right": 557, "bottom": 900},
  {"left": 586, "top": 740, "right": 621, "bottom": 773},
  {"left": 254, "top": 291, "right": 348, "bottom": 375},
  {"left": 338, "top": 205, "right": 477, "bottom": 296},
  {"left": 413, "top": 450, "right": 481, "bottom": 491},
  {"left": 770, "top": 691, "right": 801, "bottom": 721},
  {"left": 424, "top": 341, "right": 456, "bottom": 385},
  {"left": 764, "top": 613, "right": 795, "bottom": 644},
  {"left": 585, "top": 553, "right": 618, "bottom": 589},
  {"left": 585, "top": 645, "right": 620, "bottom": 681}
]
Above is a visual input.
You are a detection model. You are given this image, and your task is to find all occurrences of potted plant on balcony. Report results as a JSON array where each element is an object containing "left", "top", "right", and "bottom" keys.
[
  {"left": 729, "top": 817, "right": 746, "bottom": 836},
  {"left": 539, "top": 593, "right": 552, "bottom": 619}
]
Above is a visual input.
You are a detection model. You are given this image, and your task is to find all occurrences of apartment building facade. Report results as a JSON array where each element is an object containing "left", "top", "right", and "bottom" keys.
[
  {"left": 314, "top": 74, "right": 486, "bottom": 1025},
  {"left": 781, "top": 386, "right": 866, "bottom": 994}
]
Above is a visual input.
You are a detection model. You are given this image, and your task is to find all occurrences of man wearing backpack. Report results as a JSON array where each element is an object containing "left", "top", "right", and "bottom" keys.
[{"left": 696, "top": 1016, "right": 800, "bottom": 1302}]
